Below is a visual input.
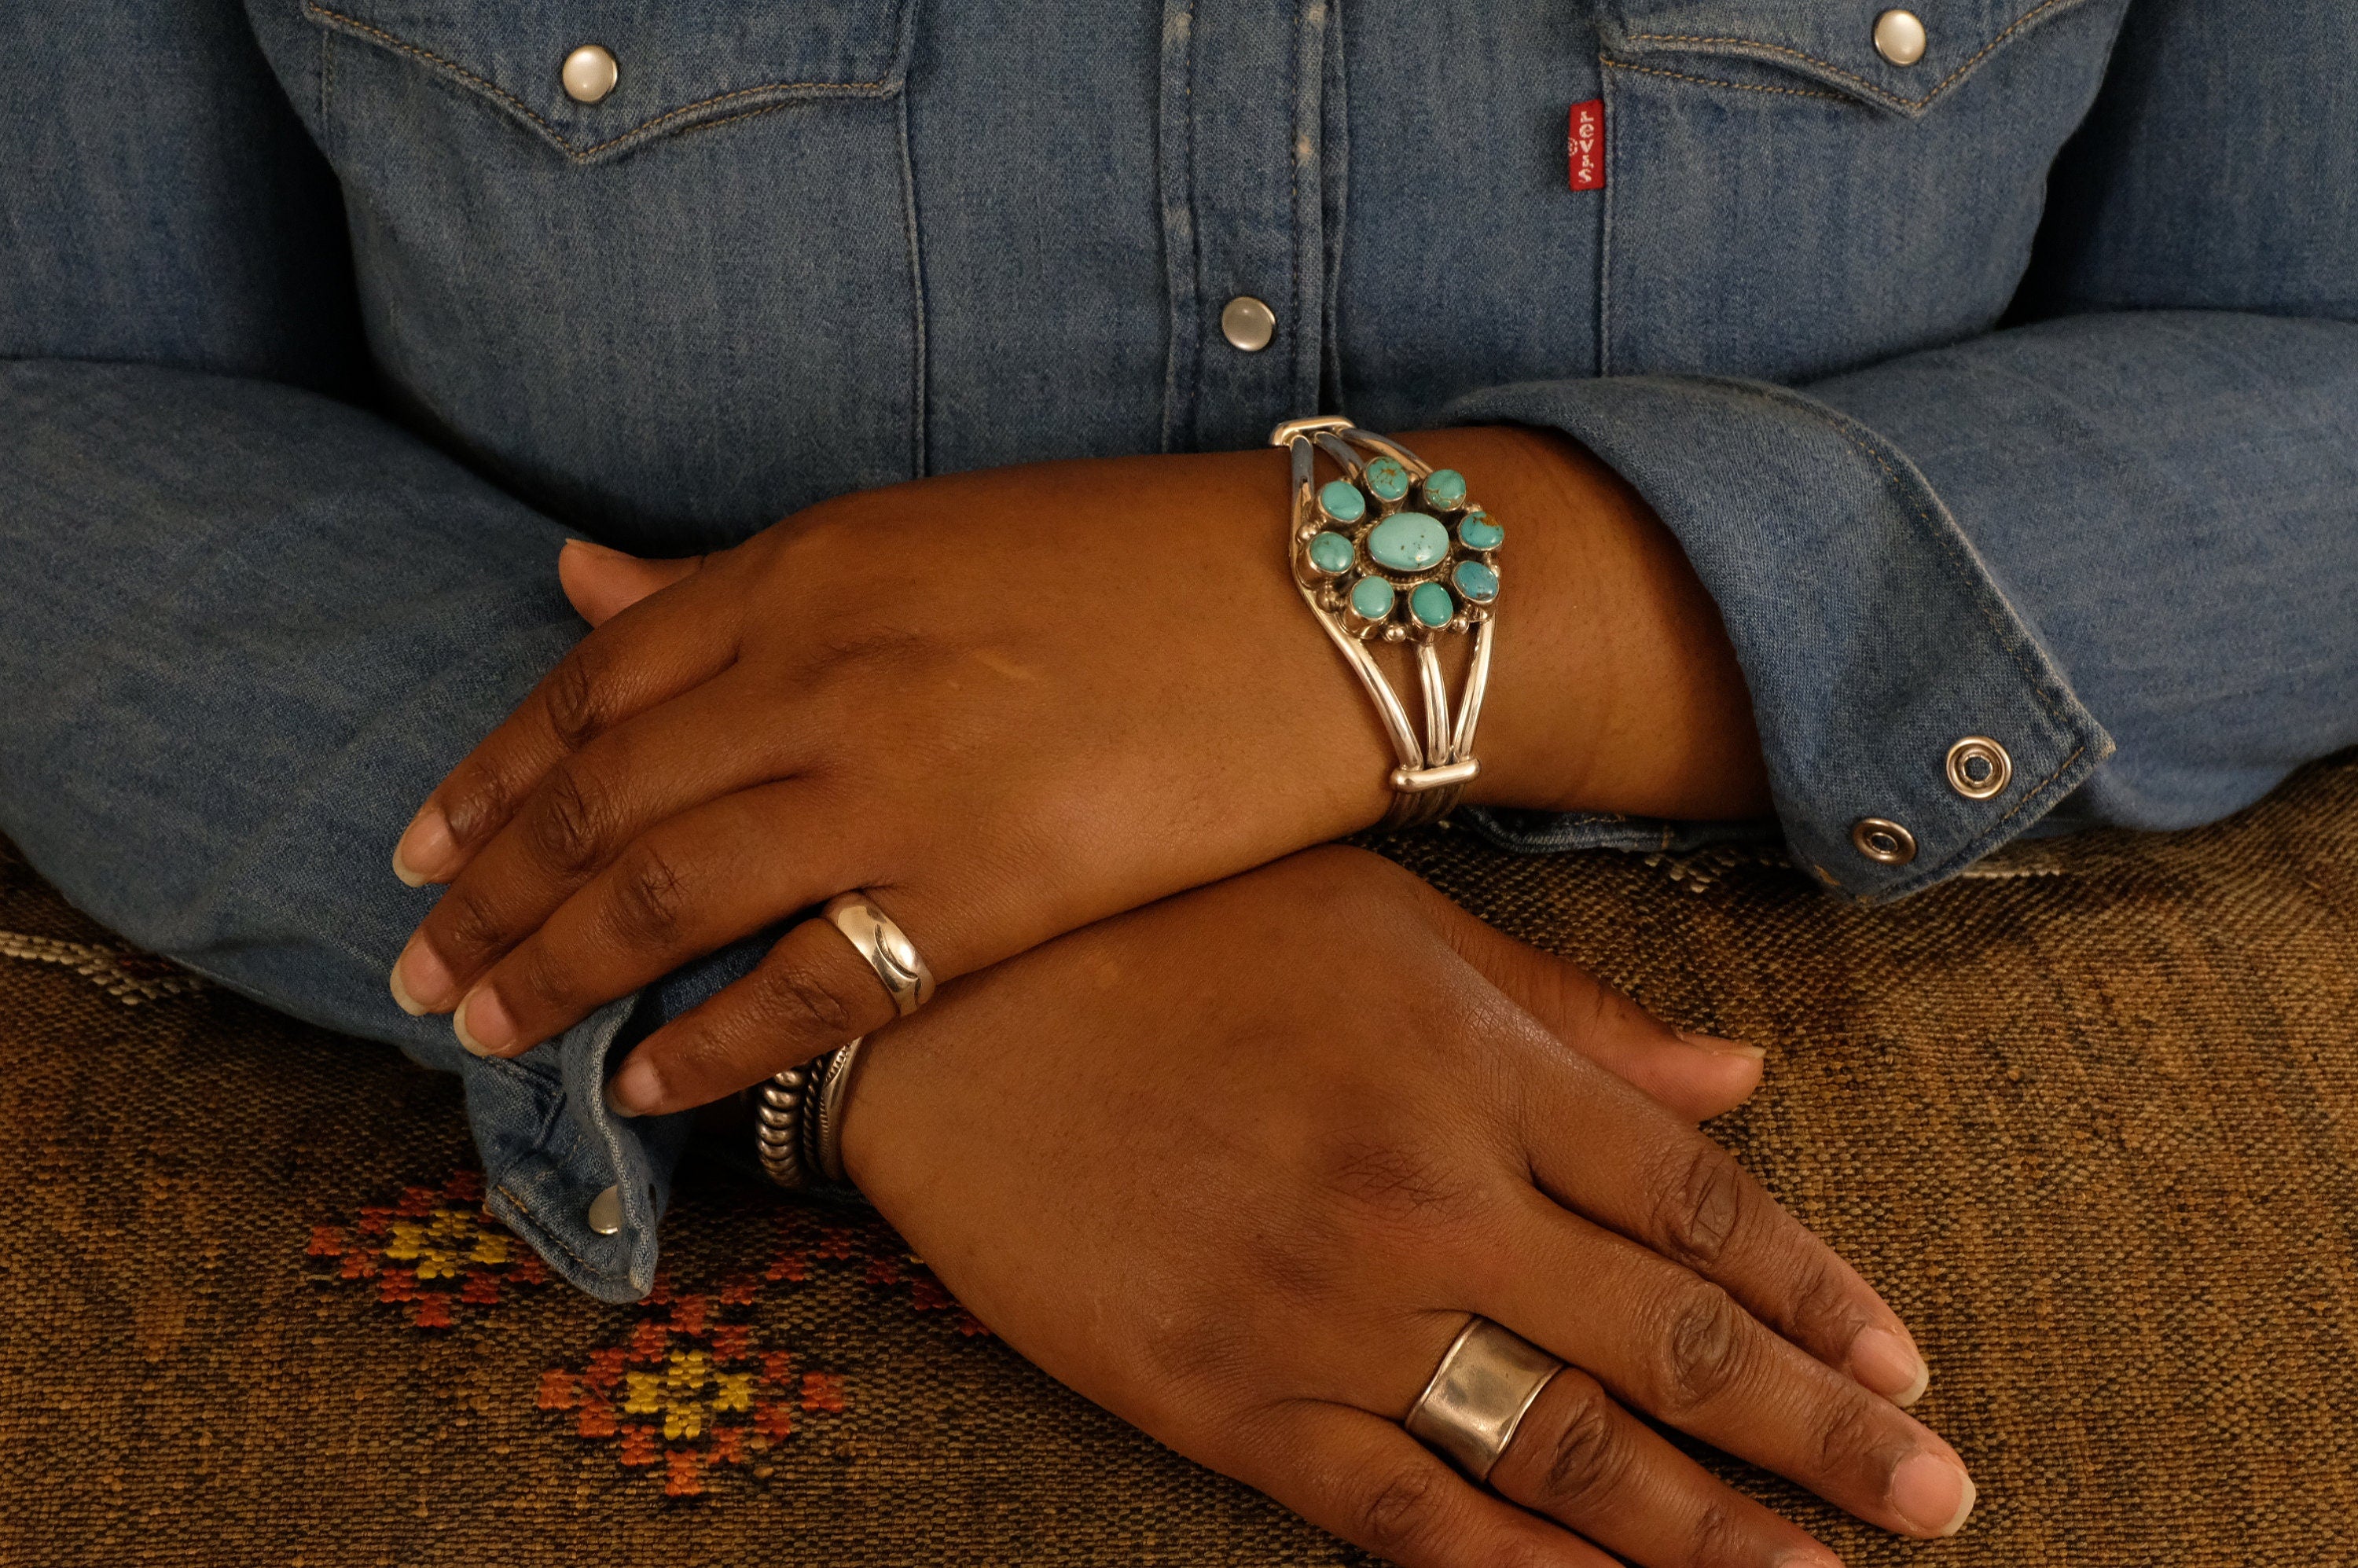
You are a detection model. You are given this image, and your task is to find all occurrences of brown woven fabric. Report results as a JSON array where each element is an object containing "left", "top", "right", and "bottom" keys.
[{"left": 3, "top": 757, "right": 2355, "bottom": 1566}]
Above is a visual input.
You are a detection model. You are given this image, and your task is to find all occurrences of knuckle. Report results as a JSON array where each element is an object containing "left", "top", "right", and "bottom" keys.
[
  {"left": 1812, "top": 1388, "right": 1890, "bottom": 1482},
  {"left": 1783, "top": 1254, "right": 1865, "bottom": 1350},
  {"left": 1654, "top": 1280, "right": 1753, "bottom": 1414},
  {"left": 1653, "top": 1141, "right": 1748, "bottom": 1271},
  {"left": 604, "top": 842, "right": 692, "bottom": 946},
  {"left": 435, "top": 886, "right": 512, "bottom": 963},
  {"left": 1687, "top": 1501, "right": 1749, "bottom": 1568},
  {"left": 1313, "top": 1132, "right": 1484, "bottom": 1237},
  {"left": 526, "top": 762, "right": 612, "bottom": 879},
  {"left": 1527, "top": 1376, "right": 1629, "bottom": 1516},
  {"left": 748, "top": 957, "right": 861, "bottom": 1045},
  {"left": 540, "top": 649, "right": 611, "bottom": 751},
  {"left": 1353, "top": 1462, "right": 1450, "bottom": 1559}
]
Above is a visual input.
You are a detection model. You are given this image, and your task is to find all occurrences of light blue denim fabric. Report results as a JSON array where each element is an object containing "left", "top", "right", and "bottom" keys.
[{"left": 3, "top": 0, "right": 2353, "bottom": 1298}]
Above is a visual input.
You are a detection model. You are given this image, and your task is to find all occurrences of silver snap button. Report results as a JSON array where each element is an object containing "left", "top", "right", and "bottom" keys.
[
  {"left": 562, "top": 44, "right": 619, "bottom": 105},
  {"left": 1851, "top": 817, "right": 1918, "bottom": 865},
  {"left": 586, "top": 1184, "right": 624, "bottom": 1236},
  {"left": 1945, "top": 736, "right": 2014, "bottom": 800},
  {"left": 1220, "top": 296, "right": 1276, "bottom": 353},
  {"left": 1874, "top": 9, "right": 1926, "bottom": 67}
]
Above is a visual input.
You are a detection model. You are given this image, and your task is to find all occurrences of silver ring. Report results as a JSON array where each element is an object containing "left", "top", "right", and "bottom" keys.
[
  {"left": 814, "top": 1037, "right": 867, "bottom": 1184},
  {"left": 1403, "top": 1317, "right": 1564, "bottom": 1483},
  {"left": 821, "top": 891, "right": 935, "bottom": 1017}
]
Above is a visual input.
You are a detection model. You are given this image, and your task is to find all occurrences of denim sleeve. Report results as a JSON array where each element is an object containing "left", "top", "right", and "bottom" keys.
[
  {"left": 0, "top": 2, "right": 684, "bottom": 1300},
  {"left": 1448, "top": 0, "right": 2358, "bottom": 902}
]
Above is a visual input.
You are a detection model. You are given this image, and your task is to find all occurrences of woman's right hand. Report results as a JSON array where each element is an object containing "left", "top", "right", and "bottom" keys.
[{"left": 843, "top": 847, "right": 1970, "bottom": 1568}]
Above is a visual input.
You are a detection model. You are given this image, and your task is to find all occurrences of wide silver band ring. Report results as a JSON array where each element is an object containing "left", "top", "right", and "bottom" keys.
[
  {"left": 1404, "top": 1317, "right": 1565, "bottom": 1483},
  {"left": 821, "top": 891, "right": 935, "bottom": 1018}
]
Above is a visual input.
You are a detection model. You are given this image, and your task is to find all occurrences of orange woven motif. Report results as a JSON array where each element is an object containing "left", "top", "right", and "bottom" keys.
[{"left": 305, "top": 1167, "right": 549, "bottom": 1327}]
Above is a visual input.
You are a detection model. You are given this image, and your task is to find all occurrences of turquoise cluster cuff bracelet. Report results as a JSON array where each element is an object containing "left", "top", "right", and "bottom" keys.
[{"left": 1271, "top": 416, "right": 1500, "bottom": 833}]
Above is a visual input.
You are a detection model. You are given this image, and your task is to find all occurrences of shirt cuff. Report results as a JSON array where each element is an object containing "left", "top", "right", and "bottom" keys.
[{"left": 1443, "top": 374, "right": 2114, "bottom": 902}]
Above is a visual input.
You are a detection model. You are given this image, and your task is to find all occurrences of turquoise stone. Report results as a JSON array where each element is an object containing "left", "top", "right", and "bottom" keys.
[
  {"left": 1364, "top": 456, "right": 1410, "bottom": 502},
  {"left": 1457, "top": 512, "right": 1504, "bottom": 551},
  {"left": 1420, "top": 468, "right": 1467, "bottom": 510},
  {"left": 1348, "top": 576, "right": 1395, "bottom": 621},
  {"left": 1365, "top": 511, "right": 1449, "bottom": 572},
  {"left": 1410, "top": 581, "right": 1456, "bottom": 628},
  {"left": 1453, "top": 560, "right": 1499, "bottom": 603},
  {"left": 1318, "top": 479, "right": 1367, "bottom": 524},
  {"left": 1306, "top": 531, "right": 1355, "bottom": 575}
]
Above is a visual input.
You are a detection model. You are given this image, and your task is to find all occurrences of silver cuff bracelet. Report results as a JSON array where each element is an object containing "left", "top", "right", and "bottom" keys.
[{"left": 1270, "top": 417, "right": 1500, "bottom": 833}]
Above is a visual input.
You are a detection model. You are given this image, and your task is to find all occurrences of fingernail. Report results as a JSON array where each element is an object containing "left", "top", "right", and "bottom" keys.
[
  {"left": 452, "top": 986, "right": 516, "bottom": 1057},
  {"left": 392, "top": 935, "right": 454, "bottom": 1015},
  {"left": 1772, "top": 1550, "right": 1844, "bottom": 1568},
  {"left": 394, "top": 806, "right": 457, "bottom": 887},
  {"left": 608, "top": 1056, "right": 662, "bottom": 1118},
  {"left": 1675, "top": 1029, "right": 1766, "bottom": 1060},
  {"left": 1849, "top": 1326, "right": 1931, "bottom": 1408},
  {"left": 1890, "top": 1452, "right": 1977, "bottom": 1537}
]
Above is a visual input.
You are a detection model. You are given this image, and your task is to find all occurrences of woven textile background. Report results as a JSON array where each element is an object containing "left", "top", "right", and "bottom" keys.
[{"left": 2, "top": 755, "right": 2354, "bottom": 1566}]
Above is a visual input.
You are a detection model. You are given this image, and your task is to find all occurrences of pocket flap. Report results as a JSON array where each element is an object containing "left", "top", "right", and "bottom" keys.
[
  {"left": 305, "top": 0, "right": 913, "bottom": 161},
  {"left": 1602, "top": 0, "right": 2094, "bottom": 116}
]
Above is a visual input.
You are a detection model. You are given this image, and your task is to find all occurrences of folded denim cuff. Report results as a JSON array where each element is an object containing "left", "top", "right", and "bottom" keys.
[
  {"left": 1443, "top": 374, "right": 2114, "bottom": 902},
  {"left": 402, "top": 995, "right": 692, "bottom": 1303}
]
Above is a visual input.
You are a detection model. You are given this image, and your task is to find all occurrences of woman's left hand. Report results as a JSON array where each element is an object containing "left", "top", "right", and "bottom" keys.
[{"left": 385, "top": 433, "right": 1764, "bottom": 1114}]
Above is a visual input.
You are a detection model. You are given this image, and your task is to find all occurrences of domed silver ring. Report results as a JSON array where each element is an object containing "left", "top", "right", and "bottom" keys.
[{"left": 821, "top": 891, "right": 935, "bottom": 1018}]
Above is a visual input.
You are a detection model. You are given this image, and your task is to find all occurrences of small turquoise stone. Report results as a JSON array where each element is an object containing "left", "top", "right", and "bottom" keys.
[
  {"left": 1318, "top": 479, "right": 1367, "bottom": 525},
  {"left": 1410, "top": 581, "right": 1456, "bottom": 629},
  {"left": 1453, "top": 560, "right": 1499, "bottom": 603},
  {"left": 1420, "top": 468, "right": 1467, "bottom": 510},
  {"left": 1458, "top": 512, "right": 1504, "bottom": 551},
  {"left": 1306, "top": 531, "right": 1355, "bottom": 575},
  {"left": 1349, "top": 576, "right": 1396, "bottom": 621},
  {"left": 1364, "top": 457, "right": 1411, "bottom": 503},
  {"left": 1365, "top": 511, "right": 1449, "bottom": 572}
]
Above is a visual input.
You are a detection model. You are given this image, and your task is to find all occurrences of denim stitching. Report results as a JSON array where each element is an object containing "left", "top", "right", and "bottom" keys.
[
  {"left": 1600, "top": 59, "right": 1848, "bottom": 104},
  {"left": 494, "top": 1181, "right": 601, "bottom": 1272},
  {"left": 303, "top": 2, "right": 897, "bottom": 161},
  {"left": 1628, "top": 0, "right": 2084, "bottom": 112}
]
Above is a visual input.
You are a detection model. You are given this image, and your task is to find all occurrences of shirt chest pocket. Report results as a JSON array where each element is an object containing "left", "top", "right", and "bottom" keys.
[
  {"left": 1593, "top": 0, "right": 2132, "bottom": 384},
  {"left": 307, "top": 0, "right": 922, "bottom": 549}
]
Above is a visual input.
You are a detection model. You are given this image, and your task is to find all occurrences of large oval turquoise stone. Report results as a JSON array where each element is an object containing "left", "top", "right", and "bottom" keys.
[
  {"left": 1410, "top": 581, "right": 1456, "bottom": 628},
  {"left": 1420, "top": 468, "right": 1467, "bottom": 510},
  {"left": 1364, "top": 457, "right": 1411, "bottom": 503},
  {"left": 1365, "top": 512, "right": 1449, "bottom": 572},
  {"left": 1457, "top": 512, "right": 1504, "bottom": 551},
  {"left": 1349, "top": 576, "right": 1396, "bottom": 620},
  {"left": 1306, "top": 531, "right": 1355, "bottom": 575},
  {"left": 1318, "top": 479, "right": 1367, "bottom": 524},
  {"left": 1453, "top": 560, "right": 1499, "bottom": 603}
]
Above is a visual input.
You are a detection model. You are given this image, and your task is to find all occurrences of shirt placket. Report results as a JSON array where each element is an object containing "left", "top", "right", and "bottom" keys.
[{"left": 1158, "top": 0, "right": 1332, "bottom": 453}]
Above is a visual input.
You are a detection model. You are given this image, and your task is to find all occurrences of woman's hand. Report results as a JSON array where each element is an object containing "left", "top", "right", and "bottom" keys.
[
  {"left": 845, "top": 848, "right": 1967, "bottom": 1568},
  {"left": 386, "top": 430, "right": 1766, "bottom": 1113}
]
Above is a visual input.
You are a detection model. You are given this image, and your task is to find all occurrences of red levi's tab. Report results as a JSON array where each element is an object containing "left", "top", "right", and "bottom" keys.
[{"left": 1568, "top": 99, "right": 1605, "bottom": 191}]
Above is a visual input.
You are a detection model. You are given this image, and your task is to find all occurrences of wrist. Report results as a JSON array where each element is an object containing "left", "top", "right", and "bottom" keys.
[{"left": 1396, "top": 425, "right": 1770, "bottom": 821}]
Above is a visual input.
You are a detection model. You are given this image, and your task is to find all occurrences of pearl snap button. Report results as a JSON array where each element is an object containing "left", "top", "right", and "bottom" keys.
[
  {"left": 1221, "top": 296, "right": 1276, "bottom": 353},
  {"left": 1852, "top": 817, "right": 1919, "bottom": 865},
  {"left": 1945, "top": 736, "right": 2014, "bottom": 800},
  {"left": 586, "top": 1184, "right": 624, "bottom": 1236},
  {"left": 1874, "top": 10, "right": 1927, "bottom": 67},
  {"left": 562, "top": 44, "right": 619, "bottom": 105}
]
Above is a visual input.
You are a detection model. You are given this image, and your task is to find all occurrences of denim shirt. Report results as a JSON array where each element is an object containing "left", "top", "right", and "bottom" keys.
[{"left": 2, "top": 0, "right": 2353, "bottom": 1299}]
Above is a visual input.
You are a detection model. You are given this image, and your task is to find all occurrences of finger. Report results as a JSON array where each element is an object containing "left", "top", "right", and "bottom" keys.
[
  {"left": 1486, "top": 1362, "right": 1844, "bottom": 1568},
  {"left": 559, "top": 538, "right": 704, "bottom": 629},
  {"left": 1430, "top": 892, "right": 1762, "bottom": 1122},
  {"left": 392, "top": 674, "right": 805, "bottom": 1014},
  {"left": 1519, "top": 1048, "right": 1931, "bottom": 1410},
  {"left": 1475, "top": 1197, "right": 1974, "bottom": 1541},
  {"left": 434, "top": 783, "right": 848, "bottom": 1056},
  {"left": 604, "top": 907, "right": 916, "bottom": 1116},
  {"left": 1230, "top": 1399, "right": 1618, "bottom": 1568},
  {"left": 392, "top": 567, "right": 741, "bottom": 887}
]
